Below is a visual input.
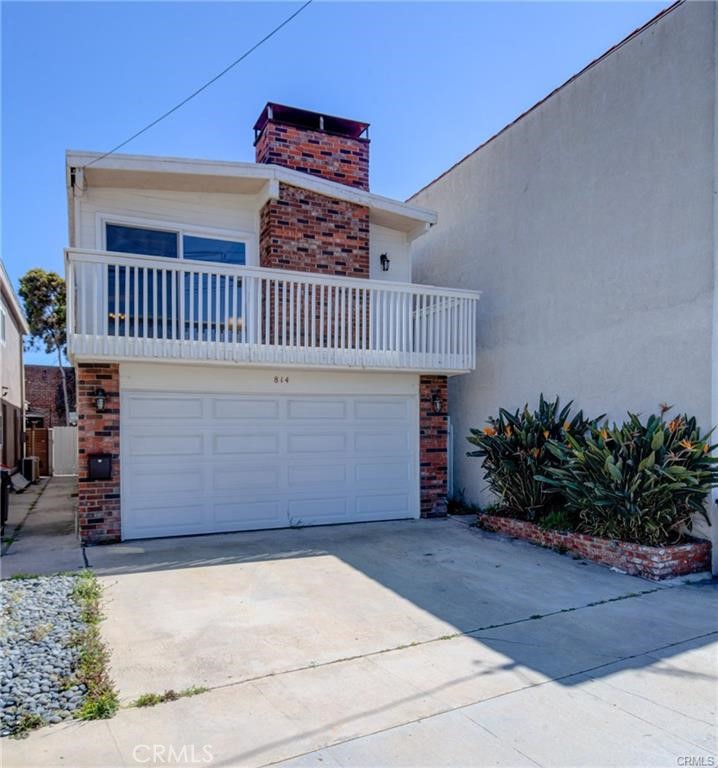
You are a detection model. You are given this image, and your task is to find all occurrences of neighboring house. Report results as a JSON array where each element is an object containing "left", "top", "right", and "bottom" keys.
[
  {"left": 0, "top": 260, "right": 29, "bottom": 471},
  {"left": 65, "top": 103, "right": 480, "bottom": 543},
  {"left": 25, "top": 365, "right": 76, "bottom": 427},
  {"left": 409, "top": 1, "right": 718, "bottom": 570}
]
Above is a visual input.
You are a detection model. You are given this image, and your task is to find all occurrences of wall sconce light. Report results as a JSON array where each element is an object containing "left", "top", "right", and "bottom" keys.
[
  {"left": 432, "top": 392, "right": 443, "bottom": 415},
  {"left": 380, "top": 253, "right": 391, "bottom": 272},
  {"left": 94, "top": 388, "right": 107, "bottom": 413},
  {"left": 1, "top": 386, "right": 8, "bottom": 398}
]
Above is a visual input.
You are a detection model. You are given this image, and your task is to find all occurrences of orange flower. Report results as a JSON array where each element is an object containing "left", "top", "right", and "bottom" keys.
[
  {"left": 668, "top": 417, "right": 683, "bottom": 433},
  {"left": 531, "top": 448, "right": 540, "bottom": 458},
  {"left": 599, "top": 428, "right": 609, "bottom": 440},
  {"left": 543, "top": 430, "right": 550, "bottom": 439},
  {"left": 482, "top": 426, "right": 497, "bottom": 437},
  {"left": 504, "top": 427, "right": 512, "bottom": 438},
  {"left": 563, "top": 421, "right": 571, "bottom": 431},
  {"left": 679, "top": 439, "right": 693, "bottom": 450},
  {"left": 703, "top": 443, "right": 710, "bottom": 454}
]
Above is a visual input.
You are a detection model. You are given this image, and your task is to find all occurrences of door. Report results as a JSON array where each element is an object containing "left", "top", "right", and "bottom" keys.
[{"left": 120, "top": 390, "right": 418, "bottom": 540}]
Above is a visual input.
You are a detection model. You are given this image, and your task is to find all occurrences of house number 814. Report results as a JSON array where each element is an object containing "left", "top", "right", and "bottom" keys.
[{"left": 273, "top": 376, "right": 290, "bottom": 384}]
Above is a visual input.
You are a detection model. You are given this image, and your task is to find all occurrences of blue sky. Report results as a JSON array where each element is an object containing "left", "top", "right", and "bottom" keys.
[{"left": 3, "top": 1, "right": 667, "bottom": 363}]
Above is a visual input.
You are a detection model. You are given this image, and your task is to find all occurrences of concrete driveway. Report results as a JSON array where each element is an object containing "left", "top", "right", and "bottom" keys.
[{"left": 4, "top": 517, "right": 718, "bottom": 767}]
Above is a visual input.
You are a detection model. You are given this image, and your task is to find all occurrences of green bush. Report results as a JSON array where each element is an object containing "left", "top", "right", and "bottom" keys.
[
  {"left": 538, "top": 412, "right": 718, "bottom": 545},
  {"left": 466, "top": 395, "right": 597, "bottom": 521}
]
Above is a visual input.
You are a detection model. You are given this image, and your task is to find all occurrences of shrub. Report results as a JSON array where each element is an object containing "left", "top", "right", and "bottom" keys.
[
  {"left": 539, "top": 411, "right": 718, "bottom": 545},
  {"left": 466, "top": 395, "right": 597, "bottom": 521}
]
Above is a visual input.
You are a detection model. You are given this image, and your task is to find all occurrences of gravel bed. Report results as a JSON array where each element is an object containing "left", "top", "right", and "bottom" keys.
[{"left": 0, "top": 574, "right": 88, "bottom": 736}]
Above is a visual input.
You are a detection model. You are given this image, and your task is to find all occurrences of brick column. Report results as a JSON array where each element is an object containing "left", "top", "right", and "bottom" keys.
[
  {"left": 419, "top": 375, "right": 448, "bottom": 517},
  {"left": 77, "top": 363, "right": 121, "bottom": 544}
]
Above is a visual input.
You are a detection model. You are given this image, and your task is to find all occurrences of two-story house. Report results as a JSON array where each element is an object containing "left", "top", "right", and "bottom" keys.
[{"left": 66, "top": 103, "right": 480, "bottom": 543}]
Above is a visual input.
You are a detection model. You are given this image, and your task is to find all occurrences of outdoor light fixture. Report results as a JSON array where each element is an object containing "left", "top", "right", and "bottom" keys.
[
  {"left": 380, "top": 253, "right": 391, "bottom": 272},
  {"left": 94, "top": 388, "right": 107, "bottom": 413},
  {"left": 1, "top": 386, "right": 8, "bottom": 398},
  {"left": 432, "top": 392, "right": 443, "bottom": 414}
]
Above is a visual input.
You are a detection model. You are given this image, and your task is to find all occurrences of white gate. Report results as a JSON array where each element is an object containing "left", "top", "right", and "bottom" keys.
[{"left": 51, "top": 427, "right": 78, "bottom": 476}]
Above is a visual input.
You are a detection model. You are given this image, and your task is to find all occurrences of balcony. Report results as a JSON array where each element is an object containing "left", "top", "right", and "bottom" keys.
[{"left": 66, "top": 249, "right": 480, "bottom": 374}]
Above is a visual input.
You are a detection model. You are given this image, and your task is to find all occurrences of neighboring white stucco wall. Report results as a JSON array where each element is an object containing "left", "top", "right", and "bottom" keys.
[{"left": 411, "top": 2, "right": 717, "bottom": 560}]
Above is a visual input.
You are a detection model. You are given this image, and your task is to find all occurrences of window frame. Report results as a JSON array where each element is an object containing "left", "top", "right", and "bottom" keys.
[{"left": 96, "top": 213, "right": 257, "bottom": 267}]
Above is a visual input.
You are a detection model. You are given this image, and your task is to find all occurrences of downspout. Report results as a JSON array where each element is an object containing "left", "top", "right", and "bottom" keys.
[{"left": 711, "top": 0, "right": 718, "bottom": 575}]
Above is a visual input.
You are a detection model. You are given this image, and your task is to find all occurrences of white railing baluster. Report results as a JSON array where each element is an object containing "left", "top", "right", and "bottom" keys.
[{"left": 66, "top": 250, "right": 479, "bottom": 371}]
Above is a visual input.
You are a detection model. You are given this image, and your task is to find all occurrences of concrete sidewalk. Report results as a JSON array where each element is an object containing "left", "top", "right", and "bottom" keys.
[
  {"left": 2, "top": 518, "right": 716, "bottom": 768},
  {"left": 0, "top": 476, "right": 83, "bottom": 577}
]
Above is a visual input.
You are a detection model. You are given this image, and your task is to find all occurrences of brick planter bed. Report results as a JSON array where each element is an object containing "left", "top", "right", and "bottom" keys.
[{"left": 477, "top": 514, "right": 711, "bottom": 580}]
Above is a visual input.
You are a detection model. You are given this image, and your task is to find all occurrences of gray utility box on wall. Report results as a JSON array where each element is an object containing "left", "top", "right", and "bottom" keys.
[{"left": 87, "top": 454, "right": 112, "bottom": 481}]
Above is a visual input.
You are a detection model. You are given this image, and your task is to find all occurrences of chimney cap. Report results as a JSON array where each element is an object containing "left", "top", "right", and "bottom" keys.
[{"left": 254, "top": 102, "right": 369, "bottom": 141}]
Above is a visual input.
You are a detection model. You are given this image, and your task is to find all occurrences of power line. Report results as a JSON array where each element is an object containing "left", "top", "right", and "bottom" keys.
[{"left": 83, "top": 0, "right": 314, "bottom": 169}]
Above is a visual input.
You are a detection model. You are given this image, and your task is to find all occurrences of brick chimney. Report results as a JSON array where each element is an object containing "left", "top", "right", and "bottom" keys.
[
  {"left": 255, "top": 103, "right": 371, "bottom": 278},
  {"left": 254, "top": 103, "right": 370, "bottom": 191}
]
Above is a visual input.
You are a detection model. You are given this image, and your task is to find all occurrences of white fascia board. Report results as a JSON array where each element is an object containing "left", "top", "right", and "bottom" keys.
[{"left": 65, "top": 151, "right": 437, "bottom": 232}]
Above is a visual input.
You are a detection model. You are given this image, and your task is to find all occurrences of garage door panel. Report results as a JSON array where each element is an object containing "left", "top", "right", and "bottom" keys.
[
  {"left": 355, "top": 461, "right": 411, "bottom": 485},
  {"left": 129, "top": 468, "right": 204, "bottom": 495},
  {"left": 212, "top": 500, "right": 285, "bottom": 527},
  {"left": 121, "top": 390, "right": 418, "bottom": 540},
  {"left": 127, "top": 502, "right": 206, "bottom": 531},
  {"left": 212, "top": 399, "right": 280, "bottom": 420},
  {"left": 130, "top": 433, "right": 204, "bottom": 457},
  {"left": 287, "top": 463, "right": 346, "bottom": 487},
  {"left": 288, "top": 497, "right": 349, "bottom": 524},
  {"left": 357, "top": 493, "right": 411, "bottom": 517},
  {"left": 288, "top": 399, "right": 346, "bottom": 420},
  {"left": 354, "top": 399, "right": 410, "bottom": 421},
  {"left": 288, "top": 432, "right": 347, "bottom": 454},
  {"left": 126, "top": 395, "right": 205, "bottom": 420},
  {"left": 354, "top": 431, "right": 410, "bottom": 454},
  {"left": 213, "top": 465, "right": 281, "bottom": 490},
  {"left": 213, "top": 433, "right": 280, "bottom": 455}
]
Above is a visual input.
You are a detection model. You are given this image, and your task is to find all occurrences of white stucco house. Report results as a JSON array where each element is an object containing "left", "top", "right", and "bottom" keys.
[{"left": 409, "top": 0, "right": 718, "bottom": 571}]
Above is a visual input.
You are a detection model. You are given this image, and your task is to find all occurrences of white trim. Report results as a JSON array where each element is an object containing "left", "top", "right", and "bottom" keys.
[
  {"left": 0, "top": 301, "right": 7, "bottom": 346},
  {"left": 67, "top": 150, "right": 437, "bottom": 232},
  {"left": 95, "top": 212, "right": 259, "bottom": 267}
]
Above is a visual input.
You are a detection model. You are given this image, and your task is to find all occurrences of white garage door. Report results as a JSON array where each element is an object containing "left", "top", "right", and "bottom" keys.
[{"left": 121, "top": 390, "right": 418, "bottom": 540}]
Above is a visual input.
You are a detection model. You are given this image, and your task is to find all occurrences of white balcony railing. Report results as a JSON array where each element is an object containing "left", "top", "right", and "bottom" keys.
[{"left": 66, "top": 249, "right": 480, "bottom": 373}]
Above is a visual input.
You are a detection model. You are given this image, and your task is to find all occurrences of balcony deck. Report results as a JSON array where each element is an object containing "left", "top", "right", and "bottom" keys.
[{"left": 66, "top": 249, "right": 480, "bottom": 374}]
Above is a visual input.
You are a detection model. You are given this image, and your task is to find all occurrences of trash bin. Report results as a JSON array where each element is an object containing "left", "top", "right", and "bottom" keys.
[{"left": 0, "top": 470, "right": 10, "bottom": 535}]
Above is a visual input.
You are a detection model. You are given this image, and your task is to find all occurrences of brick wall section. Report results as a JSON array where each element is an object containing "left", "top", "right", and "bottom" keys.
[
  {"left": 420, "top": 376, "right": 448, "bottom": 517},
  {"left": 259, "top": 183, "right": 370, "bottom": 277},
  {"left": 255, "top": 122, "right": 369, "bottom": 190},
  {"left": 25, "top": 365, "right": 76, "bottom": 427},
  {"left": 77, "top": 363, "right": 121, "bottom": 544},
  {"left": 478, "top": 514, "right": 711, "bottom": 580}
]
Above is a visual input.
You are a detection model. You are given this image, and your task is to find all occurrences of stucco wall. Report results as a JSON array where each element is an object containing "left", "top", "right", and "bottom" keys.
[{"left": 411, "top": 3, "right": 717, "bottom": 546}]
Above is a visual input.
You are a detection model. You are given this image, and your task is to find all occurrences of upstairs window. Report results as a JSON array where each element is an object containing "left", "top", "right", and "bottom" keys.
[
  {"left": 104, "top": 222, "right": 246, "bottom": 266},
  {"left": 106, "top": 224, "right": 178, "bottom": 259}
]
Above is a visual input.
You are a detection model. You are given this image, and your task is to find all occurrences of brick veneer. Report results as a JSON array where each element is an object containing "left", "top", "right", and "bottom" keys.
[
  {"left": 419, "top": 376, "right": 448, "bottom": 517},
  {"left": 478, "top": 514, "right": 711, "bottom": 580},
  {"left": 77, "top": 363, "right": 121, "bottom": 544},
  {"left": 256, "top": 121, "right": 369, "bottom": 190},
  {"left": 259, "top": 183, "right": 370, "bottom": 277}
]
